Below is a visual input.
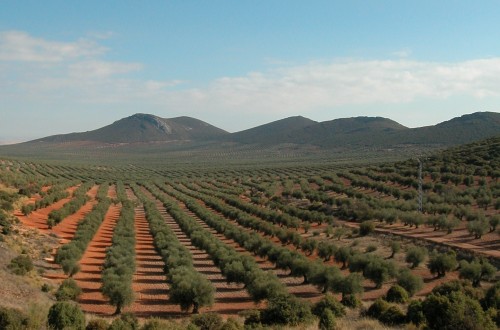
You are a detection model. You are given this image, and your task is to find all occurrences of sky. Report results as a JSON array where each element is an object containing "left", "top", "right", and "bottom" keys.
[{"left": 1, "top": 1, "right": 500, "bottom": 143}]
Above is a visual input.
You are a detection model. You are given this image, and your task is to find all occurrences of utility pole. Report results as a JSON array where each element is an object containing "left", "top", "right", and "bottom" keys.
[{"left": 417, "top": 158, "right": 423, "bottom": 213}]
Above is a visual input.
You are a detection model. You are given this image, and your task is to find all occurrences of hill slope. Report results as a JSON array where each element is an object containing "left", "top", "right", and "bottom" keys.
[{"left": 34, "top": 114, "right": 228, "bottom": 143}]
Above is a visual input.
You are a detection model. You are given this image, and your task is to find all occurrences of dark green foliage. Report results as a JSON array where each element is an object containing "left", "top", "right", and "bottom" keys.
[
  {"left": 0, "top": 306, "right": 28, "bottom": 330},
  {"left": 405, "top": 245, "right": 427, "bottom": 268},
  {"left": 359, "top": 221, "right": 375, "bottom": 236},
  {"left": 467, "top": 219, "right": 490, "bottom": 239},
  {"left": 386, "top": 284, "right": 409, "bottom": 303},
  {"left": 169, "top": 266, "right": 215, "bottom": 313},
  {"left": 378, "top": 305, "right": 406, "bottom": 326},
  {"left": 481, "top": 282, "right": 500, "bottom": 310},
  {"left": 47, "top": 301, "right": 85, "bottom": 330},
  {"left": 86, "top": 318, "right": 109, "bottom": 330},
  {"left": 55, "top": 278, "right": 82, "bottom": 301},
  {"left": 334, "top": 246, "right": 352, "bottom": 269},
  {"left": 8, "top": 254, "right": 33, "bottom": 275},
  {"left": 340, "top": 294, "right": 361, "bottom": 308},
  {"left": 406, "top": 300, "right": 425, "bottom": 326},
  {"left": 312, "top": 293, "right": 346, "bottom": 318},
  {"left": 261, "top": 293, "right": 313, "bottom": 326},
  {"left": 422, "top": 291, "right": 495, "bottom": 330},
  {"left": 191, "top": 313, "right": 224, "bottom": 330},
  {"left": 318, "top": 308, "right": 337, "bottom": 330},
  {"left": 317, "top": 242, "right": 337, "bottom": 261},
  {"left": 428, "top": 251, "right": 458, "bottom": 277},
  {"left": 366, "top": 298, "right": 390, "bottom": 318},
  {"left": 389, "top": 241, "right": 400, "bottom": 258},
  {"left": 459, "top": 258, "right": 496, "bottom": 287},
  {"left": 396, "top": 268, "right": 423, "bottom": 296},
  {"left": 101, "top": 201, "right": 136, "bottom": 314}
]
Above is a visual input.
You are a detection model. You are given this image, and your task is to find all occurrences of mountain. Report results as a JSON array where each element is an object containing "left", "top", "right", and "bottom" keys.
[
  {"left": 224, "top": 116, "right": 318, "bottom": 144},
  {"left": 34, "top": 114, "right": 228, "bottom": 143},
  {"left": 0, "top": 111, "right": 498, "bottom": 163}
]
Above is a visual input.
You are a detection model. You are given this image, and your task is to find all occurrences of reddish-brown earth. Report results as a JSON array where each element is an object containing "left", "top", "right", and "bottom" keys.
[
  {"left": 74, "top": 201, "right": 121, "bottom": 315},
  {"left": 51, "top": 185, "right": 100, "bottom": 244},
  {"left": 15, "top": 186, "right": 79, "bottom": 232}
]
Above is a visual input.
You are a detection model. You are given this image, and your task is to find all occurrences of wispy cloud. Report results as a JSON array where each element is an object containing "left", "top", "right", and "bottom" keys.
[
  {"left": 1, "top": 30, "right": 499, "bottom": 136},
  {"left": 0, "top": 31, "right": 106, "bottom": 62}
]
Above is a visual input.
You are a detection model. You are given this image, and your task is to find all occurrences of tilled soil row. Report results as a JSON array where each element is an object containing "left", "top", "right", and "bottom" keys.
[
  {"left": 124, "top": 188, "right": 181, "bottom": 317},
  {"left": 74, "top": 202, "right": 122, "bottom": 315},
  {"left": 144, "top": 189, "right": 255, "bottom": 315}
]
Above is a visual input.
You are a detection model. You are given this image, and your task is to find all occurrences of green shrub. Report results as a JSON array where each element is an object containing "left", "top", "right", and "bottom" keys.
[
  {"left": 340, "top": 294, "right": 361, "bottom": 308},
  {"left": 191, "top": 313, "right": 224, "bottom": 330},
  {"left": 428, "top": 251, "right": 457, "bottom": 278},
  {"left": 312, "top": 293, "right": 346, "bottom": 318},
  {"left": 405, "top": 245, "right": 427, "bottom": 268},
  {"left": 359, "top": 221, "right": 375, "bottom": 236},
  {"left": 386, "top": 284, "right": 409, "bottom": 303},
  {"left": 8, "top": 254, "right": 33, "bottom": 275},
  {"left": 406, "top": 300, "right": 425, "bottom": 326},
  {"left": 86, "top": 318, "right": 109, "bottom": 330},
  {"left": 366, "top": 298, "right": 390, "bottom": 318},
  {"left": 397, "top": 268, "right": 423, "bottom": 296},
  {"left": 55, "top": 278, "right": 82, "bottom": 301},
  {"left": 220, "top": 317, "right": 243, "bottom": 330},
  {"left": 365, "top": 244, "right": 377, "bottom": 253},
  {"left": 0, "top": 306, "right": 28, "bottom": 329},
  {"left": 261, "top": 293, "right": 313, "bottom": 326},
  {"left": 319, "top": 308, "right": 337, "bottom": 330},
  {"left": 378, "top": 305, "right": 406, "bottom": 326},
  {"left": 47, "top": 301, "right": 85, "bottom": 330}
]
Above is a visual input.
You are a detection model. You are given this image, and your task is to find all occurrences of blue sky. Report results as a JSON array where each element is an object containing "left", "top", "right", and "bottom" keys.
[{"left": 1, "top": 1, "right": 500, "bottom": 143}]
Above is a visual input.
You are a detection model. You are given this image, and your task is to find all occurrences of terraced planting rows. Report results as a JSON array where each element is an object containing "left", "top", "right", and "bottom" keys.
[{"left": 0, "top": 137, "right": 498, "bottom": 328}]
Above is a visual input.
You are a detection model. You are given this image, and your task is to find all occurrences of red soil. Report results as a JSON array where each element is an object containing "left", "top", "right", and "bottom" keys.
[
  {"left": 15, "top": 186, "right": 79, "bottom": 233},
  {"left": 150, "top": 195, "right": 255, "bottom": 315},
  {"left": 124, "top": 188, "right": 182, "bottom": 317},
  {"left": 74, "top": 202, "right": 121, "bottom": 315},
  {"left": 51, "top": 185, "right": 100, "bottom": 244}
]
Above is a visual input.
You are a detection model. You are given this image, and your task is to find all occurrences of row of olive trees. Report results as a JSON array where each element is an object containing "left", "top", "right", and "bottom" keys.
[
  {"left": 130, "top": 183, "right": 214, "bottom": 314},
  {"left": 47, "top": 181, "right": 94, "bottom": 228},
  {"left": 54, "top": 184, "right": 110, "bottom": 276},
  {"left": 101, "top": 199, "right": 136, "bottom": 314},
  {"left": 153, "top": 182, "right": 369, "bottom": 308}
]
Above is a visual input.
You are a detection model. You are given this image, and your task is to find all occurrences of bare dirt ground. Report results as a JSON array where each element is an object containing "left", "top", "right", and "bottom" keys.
[
  {"left": 73, "top": 201, "right": 121, "bottom": 315},
  {"left": 15, "top": 186, "right": 79, "bottom": 233},
  {"left": 124, "top": 188, "right": 181, "bottom": 318},
  {"left": 50, "top": 185, "right": 100, "bottom": 244}
]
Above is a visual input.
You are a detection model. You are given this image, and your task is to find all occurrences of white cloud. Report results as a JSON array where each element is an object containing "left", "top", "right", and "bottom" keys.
[
  {"left": 1, "top": 30, "right": 500, "bottom": 136},
  {"left": 0, "top": 31, "right": 106, "bottom": 62}
]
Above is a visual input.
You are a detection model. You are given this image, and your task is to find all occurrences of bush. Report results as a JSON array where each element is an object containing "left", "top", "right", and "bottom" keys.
[
  {"left": 221, "top": 317, "right": 243, "bottom": 330},
  {"left": 389, "top": 241, "right": 400, "bottom": 258},
  {"left": 359, "top": 221, "right": 375, "bottom": 236},
  {"left": 319, "top": 308, "right": 337, "bottom": 330},
  {"left": 261, "top": 293, "right": 313, "bottom": 326},
  {"left": 191, "top": 313, "right": 224, "bottom": 330},
  {"left": 55, "top": 278, "right": 82, "bottom": 301},
  {"left": 0, "top": 306, "right": 28, "bottom": 329},
  {"left": 386, "top": 284, "right": 409, "bottom": 303},
  {"left": 8, "top": 254, "right": 33, "bottom": 275},
  {"left": 86, "top": 318, "right": 109, "bottom": 330},
  {"left": 406, "top": 300, "right": 425, "bottom": 326},
  {"left": 312, "top": 293, "right": 346, "bottom": 318},
  {"left": 405, "top": 245, "right": 427, "bottom": 268},
  {"left": 340, "top": 294, "right": 361, "bottom": 308},
  {"left": 47, "top": 301, "right": 85, "bottom": 330},
  {"left": 365, "top": 244, "right": 377, "bottom": 253},
  {"left": 422, "top": 291, "right": 495, "bottom": 330},
  {"left": 459, "top": 258, "right": 496, "bottom": 287},
  {"left": 378, "top": 305, "right": 406, "bottom": 326},
  {"left": 428, "top": 251, "right": 457, "bottom": 278},
  {"left": 396, "top": 268, "right": 423, "bottom": 296},
  {"left": 366, "top": 298, "right": 390, "bottom": 318}
]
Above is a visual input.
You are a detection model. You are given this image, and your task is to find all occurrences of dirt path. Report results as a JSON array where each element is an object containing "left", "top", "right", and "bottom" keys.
[
  {"left": 125, "top": 188, "right": 180, "bottom": 318},
  {"left": 74, "top": 201, "right": 121, "bottom": 315},
  {"left": 51, "top": 185, "right": 100, "bottom": 244},
  {"left": 143, "top": 189, "right": 255, "bottom": 315},
  {"left": 15, "top": 186, "right": 79, "bottom": 232}
]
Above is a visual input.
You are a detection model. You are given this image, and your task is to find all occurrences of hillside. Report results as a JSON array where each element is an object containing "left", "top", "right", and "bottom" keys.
[
  {"left": 0, "top": 111, "right": 498, "bottom": 163},
  {"left": 33, "top": 114, "right": 228, "bottom": 143},
  {"left": 223, "top": 116, "right": 318, "bottom": 144}
]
